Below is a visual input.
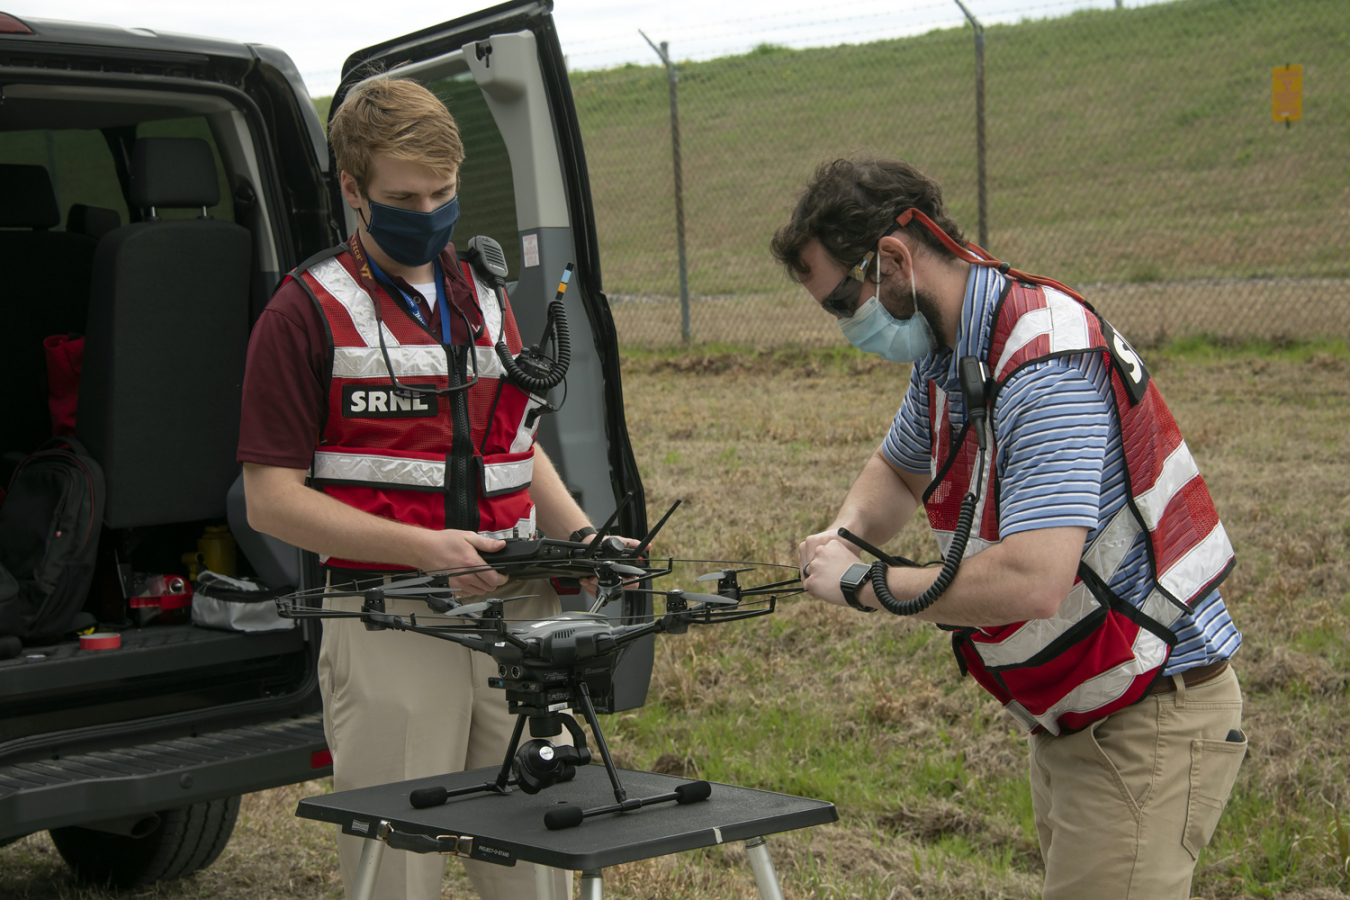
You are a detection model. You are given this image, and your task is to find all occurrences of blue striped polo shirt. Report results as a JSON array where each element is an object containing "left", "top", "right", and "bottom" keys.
[{"left": 882, "top": 266, "right": 1240, "bottom": 674}]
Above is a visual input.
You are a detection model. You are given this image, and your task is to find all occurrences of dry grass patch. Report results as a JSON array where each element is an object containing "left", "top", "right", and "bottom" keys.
[{"left": 4, "top": 341, "right": 1348, "bottom": 899}]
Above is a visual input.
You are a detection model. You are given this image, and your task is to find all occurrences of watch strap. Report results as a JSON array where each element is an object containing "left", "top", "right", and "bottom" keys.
[
  {"left": 568, "top": 526, "right": 598, "bottom": 543},
  {"left": 840, "top": 562, "right": 878, "bottom": 613}
]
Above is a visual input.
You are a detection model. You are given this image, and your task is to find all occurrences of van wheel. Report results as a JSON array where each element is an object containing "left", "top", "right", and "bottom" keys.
[{"left": 49, "top": 795, "right": 240, "bottom": 887}]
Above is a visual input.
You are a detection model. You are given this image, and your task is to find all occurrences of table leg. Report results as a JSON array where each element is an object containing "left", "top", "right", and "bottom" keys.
[
  {"left": 351, "top": 824, "right": 390, "bottom": 900},
  {"left": 535, "top": 862, "right": 558, "bottom": 900},
  {"left": 579, "top": 868, "right": 604, "bottom": 900},
  {"left": 745, "top": 836, "right": 785, "bottom": 900}
]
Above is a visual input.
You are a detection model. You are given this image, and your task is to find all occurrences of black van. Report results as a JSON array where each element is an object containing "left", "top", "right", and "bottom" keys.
[{"left": 0, "top": 0, "right": 647, "bottom": 886}]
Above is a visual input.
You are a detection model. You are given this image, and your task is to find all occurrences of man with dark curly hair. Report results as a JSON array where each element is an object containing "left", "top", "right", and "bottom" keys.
[{"left": 777, "top": 156, "right": 1246, "bottom": 900}]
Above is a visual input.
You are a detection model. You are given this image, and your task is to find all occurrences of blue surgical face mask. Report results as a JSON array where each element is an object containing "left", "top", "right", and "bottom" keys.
[
  {"left": 837, "top": 260, "right": 936, "bottom": 364},
  {"left": 362, "top": 196, "right": 460, "bottom": 268}
]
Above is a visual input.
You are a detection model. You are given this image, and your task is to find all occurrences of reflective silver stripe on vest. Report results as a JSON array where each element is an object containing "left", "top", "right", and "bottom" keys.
[
  {"left": 509, "top": 396, "right": 546, "bottom": 454},
  {"left": 977, "top": 581, "right": 1097, "bottom": 671},
  {"left": 312, "top": 451, "right": 445, "bottom": 490},
  {"left": 473, "top": 345, "right": 507, "bottom": 379},
  {"left": 969, "top": 505, "right": 1138, "bottom": 669},
  {"left": 929, "top": 386, "right": 948, "bottom": 482},
  {"left": 483, "top": 456, "right": 534, "bottom": 495},
  {"left": 462, "top": 270, "right": 510, "bottom": 378},
  {"left": 1158, "top": 524, "right": 1234, "bottom": 604},
  {"left": 310, "top": 257, "right": 400, "bottom": 350},
  {"left": 480, "top": 510, "right": 536, "bottom": 541},
  {"left": 1134, "top": 441, "right": 1200, "bottom": 531},
  {"left": 1025, "top": 626, "right": 1170, "bottom": 736},
  {"left": 992, "top": 287, "right": 1090, "bottom": 381},
  {"left": 333, "top": 346, "right": 449, "bottom": 379},
  {"left": 472, "top": 270, "right": 503, "bottom": 343}
]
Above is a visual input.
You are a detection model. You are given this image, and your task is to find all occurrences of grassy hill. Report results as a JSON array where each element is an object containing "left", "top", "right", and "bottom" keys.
[{"left": 567, "top": 0, "right": 1349, "bottom": 301}]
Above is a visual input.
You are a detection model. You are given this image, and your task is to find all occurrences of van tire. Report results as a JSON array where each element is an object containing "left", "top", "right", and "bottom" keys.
[{"left": 49, "top": 795, "right": 240, "bottom": 887}]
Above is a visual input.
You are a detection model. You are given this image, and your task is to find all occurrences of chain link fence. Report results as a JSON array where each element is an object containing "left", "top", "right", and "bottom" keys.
[{"left": 569, "top": 0, "right": 1348, "bottom": 350}]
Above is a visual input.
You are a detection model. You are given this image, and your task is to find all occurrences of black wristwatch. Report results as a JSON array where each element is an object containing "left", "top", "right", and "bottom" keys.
[
  {"left": 839, "top": 562, "right": 878, "bottom": 613},
  {"left": 568, "top": 526, "right": 597, "bottom": 543}
]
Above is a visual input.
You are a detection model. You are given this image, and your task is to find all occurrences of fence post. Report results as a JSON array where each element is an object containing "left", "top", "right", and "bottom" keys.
[
  {"left": 953, "top": 0, "right": 988, "bottom": 250},
  {"left": 641, "top": 31, "right": 691, "bottom": 342}
]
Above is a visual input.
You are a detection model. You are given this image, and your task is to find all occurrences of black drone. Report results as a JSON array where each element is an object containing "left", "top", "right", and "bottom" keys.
[{"left": 276, "top": 497, "right": 802, "bottom": 830}]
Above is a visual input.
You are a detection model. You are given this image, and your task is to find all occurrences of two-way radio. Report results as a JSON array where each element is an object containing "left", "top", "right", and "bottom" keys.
[{"left": 462, "top": 235, "right": 571, "bottom": 398}]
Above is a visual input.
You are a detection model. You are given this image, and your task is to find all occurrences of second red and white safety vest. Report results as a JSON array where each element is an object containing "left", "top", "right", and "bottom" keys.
[
  {"left": 290, "top": 242, "right": 548, "bottom": 570},
  {"left": 926, "top": 279, "right": 1234, "bottom": 736}
]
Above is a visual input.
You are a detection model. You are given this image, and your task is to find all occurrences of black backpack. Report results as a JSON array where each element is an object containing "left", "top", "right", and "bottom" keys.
[{"left": 0, "top": 438, "right": 106, "bottom": 645}]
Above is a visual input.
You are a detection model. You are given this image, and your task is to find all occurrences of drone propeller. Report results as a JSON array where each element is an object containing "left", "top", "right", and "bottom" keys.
[
  {"left": 432, "top": 594, "right": 538, "bottom": 618},
  {"left": 625, "top": 587, "right": 738, "bottom": 608},
  {"left": 594, "top": 560, "right": 649, "bottom": 578},
  {"left": 694, "top": 567, "right": 754, "bottom": 583}
]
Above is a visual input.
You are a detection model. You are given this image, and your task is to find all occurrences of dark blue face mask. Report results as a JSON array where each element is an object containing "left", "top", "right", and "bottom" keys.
[{"left": 362, "top": 195, "right": 460, "bottom": 268}]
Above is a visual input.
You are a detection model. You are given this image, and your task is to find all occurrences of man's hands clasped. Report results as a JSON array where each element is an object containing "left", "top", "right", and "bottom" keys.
[{"left": 798, "top": 526, "right": 866, "bottom": 608}]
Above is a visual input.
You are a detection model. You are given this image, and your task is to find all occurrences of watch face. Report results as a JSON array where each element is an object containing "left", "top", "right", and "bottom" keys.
[{"left": 843, "top": 562, "right": 872, "bottom": 586}]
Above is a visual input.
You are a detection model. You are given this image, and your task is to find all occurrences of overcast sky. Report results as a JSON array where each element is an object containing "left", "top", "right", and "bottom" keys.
[{"left": 23, "top": 0, "right": 1164, "bottom": 96}]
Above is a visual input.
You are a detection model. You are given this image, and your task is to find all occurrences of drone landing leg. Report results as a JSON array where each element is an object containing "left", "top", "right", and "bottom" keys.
[
  {"left": 409, "top": 712, "right": 525, "bottom": 809},
  {"left": 494, "top": 713, "right": 529, "bottom": 792},
  {"left": 574, "top": 681, "right": 627, "bottom": 803}
]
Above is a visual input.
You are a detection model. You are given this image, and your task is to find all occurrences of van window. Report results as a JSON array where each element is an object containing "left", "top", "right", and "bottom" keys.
[
  {"left": 137, "top": 116, "right": 234, "bottom": 222},
  {"left": 0, "top": 129, "right": 128, "bottom": 229},
  {"left": 426, "top": 72, "right": 521, "bottom": 277}
]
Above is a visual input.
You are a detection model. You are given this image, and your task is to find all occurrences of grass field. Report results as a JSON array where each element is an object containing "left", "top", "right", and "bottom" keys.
[
  {"left": 572, "top": 0, "right": 1349, "bottom": 305},
  {"left": 609, "top": 276, "right": 1350, "bottom": 350},
  {"left": 3, "top": 337, "right": 1346, "bottom": 899}
]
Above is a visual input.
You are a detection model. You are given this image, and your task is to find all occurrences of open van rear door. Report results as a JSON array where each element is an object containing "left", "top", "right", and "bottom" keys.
[{"left": 333, "top": 0, "right": 651, "bottom": 707}]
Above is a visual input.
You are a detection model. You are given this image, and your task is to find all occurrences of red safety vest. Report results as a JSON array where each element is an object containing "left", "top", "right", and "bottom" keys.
[
  {"left": 290, "top": 243, "right": 547, "bottom": 570},
  {"left": 927, "top": 279, "right": 1234, "bottom": 736}
]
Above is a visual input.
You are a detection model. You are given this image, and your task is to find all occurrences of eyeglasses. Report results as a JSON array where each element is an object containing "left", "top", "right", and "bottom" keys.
[
  {"left": 820, "top": 252, "right": 876, "bottom": 319},
  {"left": 818, "top": 222, "right": 901, "bottom": 319}
]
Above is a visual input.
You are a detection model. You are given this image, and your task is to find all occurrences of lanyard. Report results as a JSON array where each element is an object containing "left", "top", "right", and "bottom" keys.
[{"left": 366, "top": 256, "right": 454, "bottom": 345}]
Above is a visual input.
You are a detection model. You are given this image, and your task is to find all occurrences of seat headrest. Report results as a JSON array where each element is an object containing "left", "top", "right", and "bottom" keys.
[
  {"left": 68, "top": 204, "right": 123, "bottom": 240},
  {"left": 131, "top": 138, "right": 220, "bottom": 210},
  {"left": 0, "top": 164, "right": 60, "bottom": 229}
]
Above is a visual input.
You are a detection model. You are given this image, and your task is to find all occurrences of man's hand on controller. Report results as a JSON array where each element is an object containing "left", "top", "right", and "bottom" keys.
[
  {"left": 422, "top": 530, "right": 508, "bottom": 596},
  {"left": 577, "top": 533, "right": 641, "bottom": 595}
]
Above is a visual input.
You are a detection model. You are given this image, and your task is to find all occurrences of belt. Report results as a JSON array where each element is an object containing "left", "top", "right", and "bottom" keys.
[{"left": 1147, "top": 659, "right": 1229, "bottom": 696}]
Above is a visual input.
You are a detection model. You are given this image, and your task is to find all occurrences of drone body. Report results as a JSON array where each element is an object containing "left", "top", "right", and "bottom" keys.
[{"left": 276, "top": 498, "right": 802, "bottom": 827}]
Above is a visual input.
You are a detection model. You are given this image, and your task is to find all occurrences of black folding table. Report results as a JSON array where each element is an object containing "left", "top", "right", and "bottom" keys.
[{"left": 297, "top": 764, "right": 838, "bottom": 900}]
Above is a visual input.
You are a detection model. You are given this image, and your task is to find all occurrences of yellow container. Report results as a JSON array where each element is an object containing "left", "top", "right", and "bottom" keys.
[{"left": 198, "top": 525, "right": 237, "bottom": 577}]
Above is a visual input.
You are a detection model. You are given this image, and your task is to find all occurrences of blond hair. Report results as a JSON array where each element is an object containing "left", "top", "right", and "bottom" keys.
[{"left": 329, "top": 77, "right": 464, "bottom": 193}]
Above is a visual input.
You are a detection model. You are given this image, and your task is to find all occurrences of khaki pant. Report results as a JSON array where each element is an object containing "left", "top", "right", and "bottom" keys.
[
  {"left": 318, "top": 576, "right": 573, "bottom": 900},
  {"left": 1028, "top": 665, "right": 1247, "bottom": 900}
]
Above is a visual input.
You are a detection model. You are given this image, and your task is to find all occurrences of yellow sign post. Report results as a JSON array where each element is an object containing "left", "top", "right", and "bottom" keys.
[{"left": 1273, "top": 65, "right": 1302, "bottom": 126}]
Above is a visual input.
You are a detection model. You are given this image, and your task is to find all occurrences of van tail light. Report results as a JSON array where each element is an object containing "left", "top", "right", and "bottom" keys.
[{"left": 0, "top": 14, "right": 34, "bottom": 34}]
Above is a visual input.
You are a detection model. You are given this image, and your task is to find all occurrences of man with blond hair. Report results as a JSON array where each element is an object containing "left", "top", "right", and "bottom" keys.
[{"left": 239, "top": 77, "right": 593, "bottom": 900}]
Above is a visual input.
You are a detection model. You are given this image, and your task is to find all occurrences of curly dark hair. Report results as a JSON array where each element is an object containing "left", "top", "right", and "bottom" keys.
[{"left": 770, "top": 157, "right": 967, "bottom": 281}]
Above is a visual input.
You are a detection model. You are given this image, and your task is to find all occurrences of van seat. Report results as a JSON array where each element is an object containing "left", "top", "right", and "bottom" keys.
[
  {"left": 67, "top": 204, "right": 121, "bottom": 241},
  {"left": 77, "top": 138, "right": 252, "bottom": 529},
  {"left": 0, "top": 165, "right": 96, "bottom": 454}
]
